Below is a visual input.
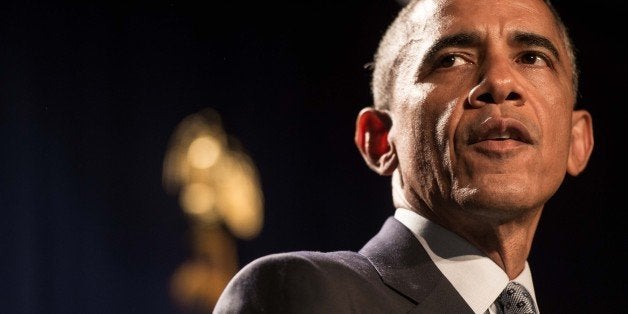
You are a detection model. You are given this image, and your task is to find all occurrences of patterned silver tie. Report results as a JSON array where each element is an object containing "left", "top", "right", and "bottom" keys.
[{"left": 496, "top": 282, "right": 537, "bottom": 314}]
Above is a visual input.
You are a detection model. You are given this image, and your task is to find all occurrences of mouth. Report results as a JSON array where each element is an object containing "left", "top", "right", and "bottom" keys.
[{"left": 468, "top": 117, "right": 534, "bottom": 146}]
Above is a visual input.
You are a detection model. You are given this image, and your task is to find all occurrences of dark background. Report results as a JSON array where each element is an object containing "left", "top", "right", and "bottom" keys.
[{"left": 1, "top": 0, "right": 624, "bottom": 313}]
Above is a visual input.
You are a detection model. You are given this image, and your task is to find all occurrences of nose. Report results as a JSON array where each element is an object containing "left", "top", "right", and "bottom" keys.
[{"left": 467, "top": 55, "right": 525, "bottom": 108}]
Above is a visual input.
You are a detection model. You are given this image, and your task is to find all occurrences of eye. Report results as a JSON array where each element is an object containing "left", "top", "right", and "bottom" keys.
[
  {"left": 517, "top": 52, "right": 550, "bottom": 67},
  {"left": 435, "top": 54, "right": 469, "bottom": 69}
]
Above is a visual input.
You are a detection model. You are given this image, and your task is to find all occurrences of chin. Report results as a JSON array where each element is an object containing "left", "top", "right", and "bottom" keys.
[{"left": 451, "top": 184, "right": 540, "bottom": 220}]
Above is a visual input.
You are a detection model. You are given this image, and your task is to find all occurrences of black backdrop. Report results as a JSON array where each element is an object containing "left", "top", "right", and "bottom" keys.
[{"left": 1, "top": 0, "right": 624, "bottom": 313}]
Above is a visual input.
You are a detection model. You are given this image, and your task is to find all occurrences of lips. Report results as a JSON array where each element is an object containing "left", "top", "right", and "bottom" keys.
[{"left": 468, "top": 117, "right": 534, "bottom": 145}]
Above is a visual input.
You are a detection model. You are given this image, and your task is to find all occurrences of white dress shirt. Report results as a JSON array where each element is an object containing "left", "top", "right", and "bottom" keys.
[{"left": 394, "top": 208, "right": 539, "bottom": 314}]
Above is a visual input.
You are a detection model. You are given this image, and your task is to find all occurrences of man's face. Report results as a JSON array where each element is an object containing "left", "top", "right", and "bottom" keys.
[{"left": 389, "top": 0, "right": 576, "bottom": 217}]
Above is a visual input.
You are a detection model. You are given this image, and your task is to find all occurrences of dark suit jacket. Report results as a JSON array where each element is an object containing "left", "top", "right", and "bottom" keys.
[{"left": 213, "top": 217, "right": 474, "bottom": 313}]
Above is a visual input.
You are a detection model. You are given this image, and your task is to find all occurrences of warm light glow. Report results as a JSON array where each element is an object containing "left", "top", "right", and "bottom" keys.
[
  {"left": 163, "top": 107, "right": 265, "bottom": 310},
  {"left": 170, "top": 227, "right": 238, "bottom": 312},
  {"left": 163, "top": 108, "right": 264, "bottom": 236},
  {"left": 217, "top": 155, "right": 264, "bottom": 240},
  {"left": 180, "top": 183, "right": 218, "bottom": 221},
  {"left": 187, "top": 136, "right": 222, "bottom": 169}
]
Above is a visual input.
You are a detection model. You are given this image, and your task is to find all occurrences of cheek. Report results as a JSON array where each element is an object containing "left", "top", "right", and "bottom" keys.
[
  {"left": 435, "top": 100, "right": 459, "bottom": 169},
  {"left": 400, "top": 86, "right": 459, "bottom": 159},
  {"left": 532, "top": 93, "right": 574, "bottom": 160},
  {"left": 395, "top": 88, "right": 462, "bottom": 193},
  {"left": 542, "top": 113, "right": 573, "bottom": 172},
  {"left": 424, "top": 85, "right": 469, "bottom": 172}
]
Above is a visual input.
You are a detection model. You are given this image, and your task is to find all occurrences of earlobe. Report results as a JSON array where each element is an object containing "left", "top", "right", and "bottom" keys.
[
  {"left": 567, "top": 110, "right": 594, "bottom": 176},
  {"left": 355, "top": 107, "right": 398, "bottom": 176}
]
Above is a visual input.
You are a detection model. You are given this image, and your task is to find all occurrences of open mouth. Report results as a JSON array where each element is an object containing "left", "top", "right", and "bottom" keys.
[{"left": 468, "top": 117, "right": 534, "bottom": 145}]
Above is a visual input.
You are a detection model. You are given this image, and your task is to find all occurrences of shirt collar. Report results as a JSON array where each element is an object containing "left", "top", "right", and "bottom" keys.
[{"left": 394, "top": 208, "right": 538, "bottom": 314}]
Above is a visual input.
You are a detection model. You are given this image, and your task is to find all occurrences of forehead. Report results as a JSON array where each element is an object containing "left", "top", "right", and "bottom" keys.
[{"left": 403, "top": 0, "right": 563, "bottom": 45}]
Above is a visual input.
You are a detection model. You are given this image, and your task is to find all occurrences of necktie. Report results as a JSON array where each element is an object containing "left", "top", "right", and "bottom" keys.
[{"left": 496, "top": 282, "right": 537, "bottom": 314}]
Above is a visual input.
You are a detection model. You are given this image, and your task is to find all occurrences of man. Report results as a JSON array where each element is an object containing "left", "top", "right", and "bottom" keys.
[{"left": 213, "top": 0, "right": 594, "bottom": 312}]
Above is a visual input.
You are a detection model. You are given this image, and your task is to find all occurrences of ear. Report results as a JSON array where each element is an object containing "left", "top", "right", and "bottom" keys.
[
  {"left": 355, "top": 107, "right": 398, "bottom": 176},
  {"left": 566, "top": 110, "right": 594, "bottom": 176}
]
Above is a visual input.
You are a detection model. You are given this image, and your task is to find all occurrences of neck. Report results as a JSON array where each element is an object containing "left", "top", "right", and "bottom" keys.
[{"left": 416, "top": 202, "right": 543, "bottom": 279}]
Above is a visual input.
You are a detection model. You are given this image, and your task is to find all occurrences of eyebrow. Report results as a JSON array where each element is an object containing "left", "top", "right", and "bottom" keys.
[
  {"left": 512, "top": 31, "right": 560, "bottom": 60},
  {"left": 421, "top": 31, "right": 561, "bottom": 64},
  {"left": 423, "top": 32, "right": 482, "bottom": 64}
]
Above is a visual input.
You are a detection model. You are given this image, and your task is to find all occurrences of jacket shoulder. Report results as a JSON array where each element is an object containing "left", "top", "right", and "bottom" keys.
[{"left": 213, "top": 250, "right": 384, "bottom": 313}]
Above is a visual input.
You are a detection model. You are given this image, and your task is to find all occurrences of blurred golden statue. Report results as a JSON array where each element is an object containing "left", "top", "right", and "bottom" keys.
[{"left": 162, "top": 108, "right": 264, "bottom": 313}]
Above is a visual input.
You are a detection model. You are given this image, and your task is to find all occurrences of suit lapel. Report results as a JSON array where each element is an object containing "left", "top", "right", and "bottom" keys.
[{"left": 359, "top": 217, "right": 474, "bottom": 313}]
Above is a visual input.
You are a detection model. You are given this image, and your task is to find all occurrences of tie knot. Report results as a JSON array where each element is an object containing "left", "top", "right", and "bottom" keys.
[{"left": 497, "top": 282, "right": 537, "bottom": 314}]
